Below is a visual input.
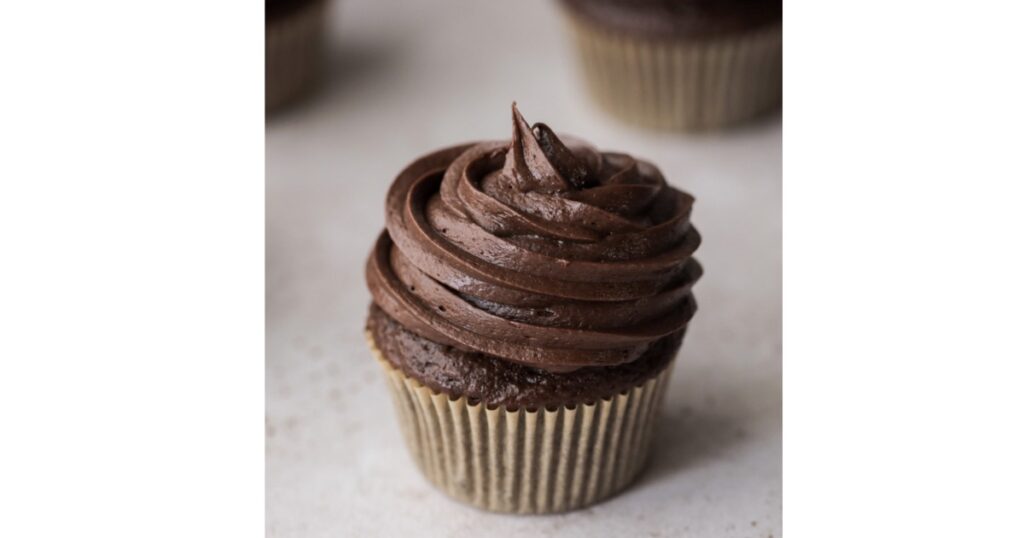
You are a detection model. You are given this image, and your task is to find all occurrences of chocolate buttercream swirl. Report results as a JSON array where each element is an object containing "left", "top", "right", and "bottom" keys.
[{"left": 366, "top": 105, "right": 702, "bottom": 372}]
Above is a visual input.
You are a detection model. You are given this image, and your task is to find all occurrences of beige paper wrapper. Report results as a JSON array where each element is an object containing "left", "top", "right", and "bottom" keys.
[
  {"left": 368, "top": 333, "right": 674, "bottom": 514},
  {"left": 565, "top": 15, "right": 782, "bottom": 131},
  {"left": 266, "top": 0, "right": 327, "bottom": 111}
]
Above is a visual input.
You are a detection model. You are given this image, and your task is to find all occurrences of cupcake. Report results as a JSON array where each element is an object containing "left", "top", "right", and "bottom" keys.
[
  {"left": 266, "top": 0, "right": 327, "bottom": 111},
  {"left": 365, "top": 104, "right": 702, "bottom": 513},
  {"left": 559, "top": 0, "right": 782, "bottom": 131}
]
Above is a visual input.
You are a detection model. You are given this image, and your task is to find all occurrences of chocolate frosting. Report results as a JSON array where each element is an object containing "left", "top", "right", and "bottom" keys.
[
  {"left": 560, "top": 0, "right": 781, "bottom": 38},
  {"left": 366, "top": 105, "right": 701, "bottom": 373}
]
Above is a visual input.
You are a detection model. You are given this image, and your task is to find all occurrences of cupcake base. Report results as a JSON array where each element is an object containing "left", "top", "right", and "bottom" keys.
[
  {"left": 266, "top": 0, "right": 327, "bottom": 111},
  {"left": 368, "top": 332, "right": 675, "bottom": 514},
  {"left": 565, "top": 15, "right": 782, "bottom": 131}
]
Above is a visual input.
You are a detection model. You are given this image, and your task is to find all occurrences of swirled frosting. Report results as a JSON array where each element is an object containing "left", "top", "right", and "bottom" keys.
[{"left": 366, "top": 105, "right": 701, "bottom": 372}]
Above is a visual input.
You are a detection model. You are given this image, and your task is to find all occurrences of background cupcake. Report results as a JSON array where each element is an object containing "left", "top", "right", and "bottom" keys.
[
  {"left": 266, "top": 0, "right": 327, "bottom": 111},
  {"left": 364, "top": 105, "right": 702, "bottom": 513},
  {"left": 559, "top": 0, "right": 782, "bottom": 131}
]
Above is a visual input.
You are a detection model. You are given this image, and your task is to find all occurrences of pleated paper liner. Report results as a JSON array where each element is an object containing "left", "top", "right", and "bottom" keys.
[
  {"left": 565, "top": 14, "right": 782, "bottom": 131},
  {"left": 266, "top": 0, "right": 327, "bottom": 111},
  {"left": 368, "top": 333, "right": 675, "bottom": 514}
]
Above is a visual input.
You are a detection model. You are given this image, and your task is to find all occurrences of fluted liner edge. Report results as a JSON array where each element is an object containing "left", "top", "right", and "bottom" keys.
[
  {"left": 266, "top": 0, "right": 326, "bottom": 110},
  {"left": 368, "top": 333, "right": 674, "bottom": 514},
  {"left": 565, "top": 15, "right": 782, "bottom": 131}
]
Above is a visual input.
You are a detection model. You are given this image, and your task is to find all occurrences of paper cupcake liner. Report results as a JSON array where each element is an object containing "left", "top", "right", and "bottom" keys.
[
  {"left": 565, "top": 15, "right": 782, "bottom": 131},
  {"left": 266, "top": 0, "right": 326, "bottom": 111},
  {"left": 368, "top": 333, "right": 674, "bottom": 514}
]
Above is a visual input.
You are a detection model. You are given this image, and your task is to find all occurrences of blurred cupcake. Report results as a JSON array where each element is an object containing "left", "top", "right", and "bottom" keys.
[
  {"left": 559, "top": 0, "right": 782, "bottom": 130},
  {"left": 266, "top": 0, "right": 327, "bottom": 111},
  {"left": 365, "top": 104, "right": 702, "bottom": 513}
]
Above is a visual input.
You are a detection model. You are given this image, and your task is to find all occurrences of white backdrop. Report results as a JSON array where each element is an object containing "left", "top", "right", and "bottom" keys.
[{"left": 266, "top": 1, "right": 781, "bottom": 536}]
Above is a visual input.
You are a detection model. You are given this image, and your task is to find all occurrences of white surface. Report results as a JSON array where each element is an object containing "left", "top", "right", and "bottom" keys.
[{"left": 266, "top": 1, "right": 781, "bottom": 536}]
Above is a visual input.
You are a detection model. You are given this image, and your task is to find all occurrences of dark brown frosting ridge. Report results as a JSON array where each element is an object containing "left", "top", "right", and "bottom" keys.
[{"left": 366, "top": 105, "right": 701, "bottom": 372}]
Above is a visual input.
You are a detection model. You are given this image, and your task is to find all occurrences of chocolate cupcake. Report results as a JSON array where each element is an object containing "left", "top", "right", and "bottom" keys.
[
  {"left": 266, "top": 0, "right": 327, "bottom": 111},
  {"left": 365, "top": 105, "right": 702, "bottom": 513},
  {"left": 559, "top": 0, "right": 782, "bottom": 131}
]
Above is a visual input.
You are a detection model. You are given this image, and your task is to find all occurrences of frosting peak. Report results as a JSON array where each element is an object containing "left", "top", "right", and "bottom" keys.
[
  {"left": 366, "top": 106, "right": 701, "bottom": 372},
  {"left": 500, "top": 103, "right": 590, "bottom": 193}
]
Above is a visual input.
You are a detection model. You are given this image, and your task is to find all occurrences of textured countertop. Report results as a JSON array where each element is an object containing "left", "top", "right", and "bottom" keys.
[{"left": 266, "top": 1, "right": 781, "bottom": 536}]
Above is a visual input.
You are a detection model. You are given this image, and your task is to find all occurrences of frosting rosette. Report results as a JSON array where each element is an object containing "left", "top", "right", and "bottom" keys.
[{"left": 366, "top": 105, "right": 702, "bottom": 372}]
